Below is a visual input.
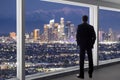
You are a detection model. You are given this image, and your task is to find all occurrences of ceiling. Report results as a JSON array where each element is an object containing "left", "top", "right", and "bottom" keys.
[
  {"left": 102, "top": 0, "right": 120, "bottom": 4},
  {"left": 66, "top": 0, "right": 120, "bottom": 5},
  {"left": 65, "top": 0, "right": 120, "bottom": 9}
]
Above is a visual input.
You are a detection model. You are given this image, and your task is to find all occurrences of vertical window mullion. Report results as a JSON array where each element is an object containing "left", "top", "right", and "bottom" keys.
[
  {"left": 17, "top": 0, "right": 25, "bottom": 80},
  {"left": 89, "top": 5, "right": 99, "bottom": 66}
]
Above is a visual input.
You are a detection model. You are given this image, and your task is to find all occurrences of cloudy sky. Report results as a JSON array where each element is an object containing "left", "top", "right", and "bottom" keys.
[{"left": 0, "top": 0, "right": 120, "bottom": 34}]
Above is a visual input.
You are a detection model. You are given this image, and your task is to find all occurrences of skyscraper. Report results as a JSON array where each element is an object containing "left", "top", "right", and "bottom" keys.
[
  {"left": 65, "top": 21, "right": 71, "bottom": 39},
  {"left": 48, "top": 25, "right": 53, "bottom": 41},
  {"left": 69, "top": 24, "right": 76, "bottom": 42},
  {"left": 99, "top": 30, "right": 104, "bottom": 42},
  {"left": 49, "top": 19, "right": 55, "bottom": 28},
  {"left": 108, "top": 28, "right": 114, "bottom": 41},
  {"left": 44, "top": 24, "right": 49, "bottom": 42},
  {"left": 10, "top": 32, "right": 16, "bottom": 39},
  {"left": 33, "top": 29, "right": 40, "bottom": 41},
  {"left": 53, "top": 23, "right": 59, "bottom": 41},
  {"left": 57, "top": 18, "right": 65, "bottom": 41},
  {"left": 60, "top": 17, "right": 64, "bottom": 33}
]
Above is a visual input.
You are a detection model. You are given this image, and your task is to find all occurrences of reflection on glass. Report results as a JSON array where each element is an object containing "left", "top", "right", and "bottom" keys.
[
  {"left": 25, "top": 0, "right": 89, "bottom": 76},
  {"left": 99, "top": 9, "right": 120, "bottom": 62}
]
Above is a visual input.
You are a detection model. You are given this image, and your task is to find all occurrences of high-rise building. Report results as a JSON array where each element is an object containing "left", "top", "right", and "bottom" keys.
[
  {"left": 30, "top": 32, "right": 33, "bottom": 37},
  {"left": 103, "top": 32, "right": 108, "bottom": 41},
  {"left": 117, "top": 34, "right": 120, "bottom": 41},
  {"left": 60, "top": 17, "right": 64, "bottom": 33},
  {"left": 44, "top": 24, "right": 49, "bottom": 41},
  {"left": 108, "top": 28, "right": 114, "bottom": 41},
  {"left": 49, "top": 19, "right": 55, "bottom": 28},
  {"left": 69, "top": 24, "right": 76, "bottom": 42},
  {"left": 33, "top": 29, "right": 40, "bottom": 41},
  {"left": 53, "top": 23, "right": 59, "bottom": 41},
  {"left": 65, "top": 21, "right": 71, "bottom": 40},
  {"left": 25, "top": 33, "right": 30, "bottom": 39},
  {"left": 10, "top": 32, "right": 16, "bottom": 39},
  {"left": 60, "top": 18, "right": 64, "bottom": 25},
  {"left": 57, "top": 18, "right": 65, "bottom": 41},
  {"left": 48, "top": 25, "right": 53, "bottom": 41},
  {"left": 99, "top": 30, "right": 104, "bottom": 42}
]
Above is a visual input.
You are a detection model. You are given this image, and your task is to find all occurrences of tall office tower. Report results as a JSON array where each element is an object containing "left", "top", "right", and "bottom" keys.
[
  {"left": 70, "top": 24, "right": 75, "bottom": 33},
  {"left": 64, "top": 26, "right": 68, "bottom": 34},
  {"left": 117, "top": 35, "right": 120, "bottom": 41},
  {"left": 25, "top": 33, "right": 30, "bottom": 39},
  {"left": 61, "top": 33, "right": 66, "bottom": 41},
  {"left": 108, "top": 28, "right": 114, "bottom": 41},
  {"left": 60, "top": 17, "right": 64, "bottom": 25},
  {"left": 99, "top": 30, "right": 104, "bottom": 42},
  {"left": 49, "top": 19, "right": 55, "bottom": 28},
  {"left": 10, "top": 32, "right": 16, "bottom": 39},
  {"left": 53, "top": 23, "right": 59, "bottom": 41},
  {"left": 65, "top": 21, "right": 71, "bottom": 40},
  {"left": 60, "top": 17, "right": 65, "bottom": 33},
  {"left": 33, "top": 29, "right": 40, "bottom": 41},
  {"left": 58, "top": 25, "right": 62, "bottom": 40},
  {"left": 25, "top": 33, "right": 30, "bottom": 43},
  {"left": 57, "top": 17, "right": 65, "bottom": 41},
  {"left": 48, "top": 25, "right": 53, "bottom": 42},
  {"left": 69, "top": 24, "right": 76, "bottom": 42},
  {"left": 49, "top": 19, "right": 55, "bottom": 41},
  {"left": 44, "top": 24, "right": 49, "bottom": 42},
  {"left": 103, "top": 32, "right": 108, "bottom": 41},
  {"left": 113, "top": 32, "right": 117, "bottom": 41},
  {"left": 119, "top": 37, "right": 120, "bottom": 41},
  {"left": 30, "top": 32, "right": 33, "bottom": 39}
]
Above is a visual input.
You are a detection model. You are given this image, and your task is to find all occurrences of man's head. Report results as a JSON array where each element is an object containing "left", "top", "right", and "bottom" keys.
[{"left": 82, "top": 15, "right": 88, "bottom": 23}]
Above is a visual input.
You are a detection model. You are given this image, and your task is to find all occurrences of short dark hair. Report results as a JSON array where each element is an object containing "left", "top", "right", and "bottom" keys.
[{"left": 82, "top": 15, "right": 88, "bottom": 22}]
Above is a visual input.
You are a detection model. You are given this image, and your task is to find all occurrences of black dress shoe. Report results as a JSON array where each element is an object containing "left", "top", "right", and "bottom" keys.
[
  {"left": 77, "top": 75, "right": 84, "bottom": 79},
  {"left": 89, "top": 74, "right": 92, "bottom": 78}
]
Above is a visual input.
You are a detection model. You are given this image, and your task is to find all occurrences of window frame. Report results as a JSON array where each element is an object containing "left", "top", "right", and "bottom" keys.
[
  {"left": 16, "top": 0, "right": 120, "bottom": 80},
  {"left": 98, "top": 6, "right": 120, "bottom": 65}
]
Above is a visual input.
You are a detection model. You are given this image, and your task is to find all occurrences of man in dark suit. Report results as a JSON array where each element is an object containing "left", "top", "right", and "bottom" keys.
[{"left": 76, "top": 15, "right": 96, "bottom": 79}]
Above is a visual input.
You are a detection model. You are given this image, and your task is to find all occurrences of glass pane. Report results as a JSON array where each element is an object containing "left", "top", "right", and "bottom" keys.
[
  {"left": 0, "top": 0, "right": 16, "bottom": 79},
  {"left": 99, "top": 9, "right": 120, "bottom": 64},
  {"left": 25, "top": 0, "right": 89, "bottom": 76}
]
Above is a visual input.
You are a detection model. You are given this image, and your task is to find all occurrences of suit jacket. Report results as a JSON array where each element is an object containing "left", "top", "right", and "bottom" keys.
[{"left": 76, "top": 23, "right": 96, "bottom": 49}]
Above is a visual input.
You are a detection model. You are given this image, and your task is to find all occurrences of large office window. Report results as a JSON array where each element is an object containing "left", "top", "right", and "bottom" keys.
[
  {"left": 25, "top": 0, "right": 89, "bottom": 76},
  {"left": 99, "top": 8, "right": 120, "bottom": 64},
  {"left": 0, "top": 0, "right": 16, "bottom": 79},
  {"left": 1, "top": 0, "right": 120, "bottom": 79}
]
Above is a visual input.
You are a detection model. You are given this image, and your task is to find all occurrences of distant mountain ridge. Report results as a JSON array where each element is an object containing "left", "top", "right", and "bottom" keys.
[{"left": 25, "top": 7, "right": 88, "bottom": 32}]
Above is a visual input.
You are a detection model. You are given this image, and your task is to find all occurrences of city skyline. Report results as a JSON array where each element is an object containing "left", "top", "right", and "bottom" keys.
[{"left": 0, "top": 0, "right": 120, "bottom": 34}]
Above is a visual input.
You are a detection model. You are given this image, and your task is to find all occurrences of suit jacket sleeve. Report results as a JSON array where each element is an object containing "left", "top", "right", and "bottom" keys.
[{"left": 91, "top": 26, "right": 96, "bottom": 46}]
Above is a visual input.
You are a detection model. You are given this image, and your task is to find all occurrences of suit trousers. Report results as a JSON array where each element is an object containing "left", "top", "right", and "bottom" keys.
[{"left": 79, "top": 48, "right": 93, "bottom": 76}]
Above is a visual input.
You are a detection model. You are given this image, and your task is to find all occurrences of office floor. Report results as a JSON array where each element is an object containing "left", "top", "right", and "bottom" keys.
[{"left": 51, "top": 63, "right": 120, "bottom": 80}]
